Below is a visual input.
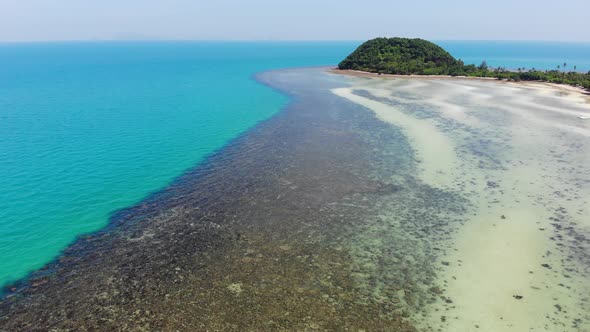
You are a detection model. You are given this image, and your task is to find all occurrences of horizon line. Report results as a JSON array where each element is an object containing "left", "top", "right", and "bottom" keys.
[{"left": 1, "top": 38, "right": 590, "bottom": 45}]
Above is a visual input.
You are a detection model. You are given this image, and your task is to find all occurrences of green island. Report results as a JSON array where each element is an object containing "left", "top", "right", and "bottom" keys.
[{"left": 338, "top": 37, "right": 590, "bottom": 89}]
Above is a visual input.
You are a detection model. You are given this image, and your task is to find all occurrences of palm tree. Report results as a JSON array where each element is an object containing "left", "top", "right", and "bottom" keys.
[{"left": 563, "top": 62, "right": 567, "bottom": 71}]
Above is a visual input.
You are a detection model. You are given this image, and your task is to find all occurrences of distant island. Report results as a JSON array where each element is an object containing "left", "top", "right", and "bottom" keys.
[{"left": 338, "top": 38, "right": 590, "bottom": 89}]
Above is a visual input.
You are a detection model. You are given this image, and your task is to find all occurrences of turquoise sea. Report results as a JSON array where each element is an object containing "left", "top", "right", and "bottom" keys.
[
  {"left": 439, "top": 40, "right": 590, "bottom": 72},
  {"left": 1, "top": 40, "right": 589, "bottom": 288}
]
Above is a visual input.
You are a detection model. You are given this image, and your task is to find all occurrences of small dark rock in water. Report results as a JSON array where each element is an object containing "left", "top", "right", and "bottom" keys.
[
  {"left": 500, "top": 215, "right": 506, "bottom": 219},
  {"left": 486, "top": 181, "right": 499, "bottom": 188},
  {"left": 30, "top": 279, "right": 48, "bottom": 287},
  {"left": 513, "top": 295, "right": 523, "bottom": 300},
  {"left": 541, "top": 263, "right": 552, "bottom": 269},
  {"left": 555, "top": 304, "right": 562, "bottom": 312},
  {"left": 373, "top": 182, "right": 402, "bottom": 195},
  {"left": 441, "top": 261, "right": 450, "bottom": 266},
  {"left": 429, "top": 286, "right": 443, "bottom": 294}
]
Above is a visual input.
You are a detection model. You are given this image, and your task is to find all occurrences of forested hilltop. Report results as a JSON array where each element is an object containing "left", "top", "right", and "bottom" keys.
[{"left": 338, "top": 38, "right": 590, "bottom": 89}]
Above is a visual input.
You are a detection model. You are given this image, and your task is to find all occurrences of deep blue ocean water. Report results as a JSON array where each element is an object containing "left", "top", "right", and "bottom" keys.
[{"left": 0, "top": 40, "right": 589, "bottom": 288}]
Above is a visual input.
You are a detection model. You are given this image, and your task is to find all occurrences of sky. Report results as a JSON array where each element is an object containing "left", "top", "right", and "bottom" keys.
[{"left": 1, "top": 0, "right": 589, "bottom": 42}]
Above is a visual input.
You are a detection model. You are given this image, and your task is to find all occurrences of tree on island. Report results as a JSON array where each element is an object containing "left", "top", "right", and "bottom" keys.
[
  {"left": 338, "top": 37, "right": 462, "bottom": 75},
  {"left": 478, "top": 60, "right": 488, "bottom": 71},
  {"left": 338, "top": 38, "right": 590, "bottom": 89}
]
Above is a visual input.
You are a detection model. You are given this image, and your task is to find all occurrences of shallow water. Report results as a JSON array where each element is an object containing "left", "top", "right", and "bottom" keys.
[
  {"left": 1, "top": 67, "right": 589, "bottom": 331},
  {"left": 0, "top": 41, "right": 358, "bottom": 287},
  {"left": 2, "top": 40, "right": 589, "bottom": 293},
  {"left": 334, "top": 76, "right": 590, "bottom": 331},
  {"left": 0, "top": 67, "right": 464, "bottom": 331}
]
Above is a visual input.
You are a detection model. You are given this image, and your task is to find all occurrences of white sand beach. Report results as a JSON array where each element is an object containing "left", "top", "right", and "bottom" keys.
[{"left": 331, "top": 73, "right": 590, "bottom": 331}]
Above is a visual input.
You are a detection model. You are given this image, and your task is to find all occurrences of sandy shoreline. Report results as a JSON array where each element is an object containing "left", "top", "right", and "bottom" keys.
[{"left": 330, "top": 68, "right": 590, "bottom": 104}]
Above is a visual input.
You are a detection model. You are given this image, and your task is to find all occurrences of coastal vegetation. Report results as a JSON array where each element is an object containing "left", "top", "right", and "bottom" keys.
[
  {"left": 338, "top": 37, "right": 590, "bottom": 89},
  {"left": 338, "top": 37, "right": 462, "bottom": 75}
]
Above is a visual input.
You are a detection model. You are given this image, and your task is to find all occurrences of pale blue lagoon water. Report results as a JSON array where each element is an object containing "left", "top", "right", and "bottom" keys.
[{"left": 1, "top": 40, "right": 589, "bottom": 288}]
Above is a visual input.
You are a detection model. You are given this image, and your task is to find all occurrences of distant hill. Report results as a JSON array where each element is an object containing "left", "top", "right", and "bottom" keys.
[
  {"left": 338, "top": 37, "right": 462, "bottom": 75},
  {"left": 338, "top": 37, "right": 590, "bottom": 89}
]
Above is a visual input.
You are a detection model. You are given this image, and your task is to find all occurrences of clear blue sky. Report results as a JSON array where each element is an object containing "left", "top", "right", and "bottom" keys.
[{"left": 1, "top": 0, "right": 589, "bottom": 42}]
